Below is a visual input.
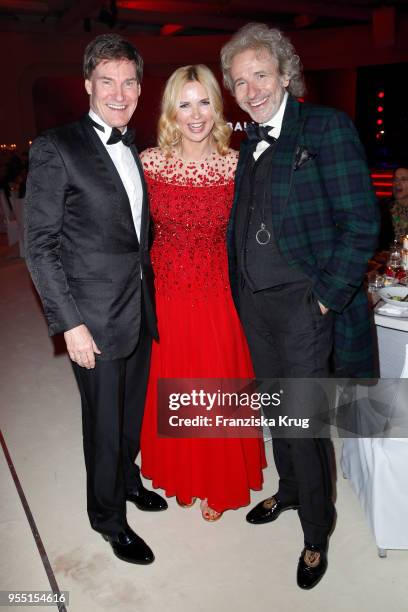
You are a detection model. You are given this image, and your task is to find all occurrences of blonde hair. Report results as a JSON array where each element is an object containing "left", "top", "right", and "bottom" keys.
[{"left": 158, "top": 64, "right": 231, "bottom": 156}]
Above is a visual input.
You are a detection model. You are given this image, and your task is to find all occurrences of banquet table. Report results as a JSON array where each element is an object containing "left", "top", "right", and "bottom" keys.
[{"left": 374, "top": 297, "right": 408, "bottom": 377}]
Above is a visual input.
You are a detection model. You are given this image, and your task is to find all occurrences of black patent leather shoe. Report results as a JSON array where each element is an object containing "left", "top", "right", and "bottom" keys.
[
  {"left": 297, "top": 547, "right": 327, "bottom": 589},
  {"left": 246, "top": 495, "right": 299, "bottom": 524},
  {"left": 127, "top": 486, "right": 168, "bottom": 511},
  {"left": 102, "top": 527, "right": 154, "bottom": 565}
]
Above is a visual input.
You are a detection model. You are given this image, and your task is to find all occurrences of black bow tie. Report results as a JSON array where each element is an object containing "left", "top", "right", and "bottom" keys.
[
  {"left": 89, "top": 117, "right": 134, "bottom": 146},
  {"left": 245, "top": 123, "right": 276, "bottom": 145},
  {"left": 106, "top": 127, "right": 134, "bottom": 146}
]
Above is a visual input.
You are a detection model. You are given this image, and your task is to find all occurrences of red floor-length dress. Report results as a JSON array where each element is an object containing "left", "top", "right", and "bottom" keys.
[{"left": 140, "top": 148, "right": 266, "bottom": 512}]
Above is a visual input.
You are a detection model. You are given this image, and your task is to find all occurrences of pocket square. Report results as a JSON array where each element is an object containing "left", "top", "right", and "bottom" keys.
[{"left": 294, "top": 145, "right": 317, "bottom": 170}]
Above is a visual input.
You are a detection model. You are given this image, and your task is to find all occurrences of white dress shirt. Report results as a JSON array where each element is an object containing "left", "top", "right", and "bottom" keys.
[
  {"left": 253, "top": 91, "right": 288, "bottom": 161},
  {"left": 89, "top": 110, "right": 143, "bottom": 241}
]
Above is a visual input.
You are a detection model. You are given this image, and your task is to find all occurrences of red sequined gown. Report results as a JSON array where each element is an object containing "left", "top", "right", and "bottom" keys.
[{"left": 140, "top": 148, "right": 266, "bottom": 512}]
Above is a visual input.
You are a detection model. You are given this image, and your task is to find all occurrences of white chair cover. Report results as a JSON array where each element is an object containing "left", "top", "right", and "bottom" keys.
[{"left": 341, "top": 345, "right": 408, "bottom": 555}]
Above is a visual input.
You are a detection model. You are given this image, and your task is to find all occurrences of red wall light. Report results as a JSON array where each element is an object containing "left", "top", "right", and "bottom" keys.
[
  {"left": 377, "top": 91, "right": 385, "bottom": 98},
  {"left": 377, "top": 118, "right": 383, "bottom": 125},
  {"left": 377, "top": 106, "right": 384, "bottom": 112}
]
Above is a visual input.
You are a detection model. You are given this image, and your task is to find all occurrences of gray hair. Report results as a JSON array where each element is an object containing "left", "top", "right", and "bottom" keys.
[{"left": 220, "top": 23, "right": 305, "bottom": 97}]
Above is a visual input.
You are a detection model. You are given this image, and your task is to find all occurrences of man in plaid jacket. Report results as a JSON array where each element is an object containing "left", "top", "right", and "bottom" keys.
[{"left": 221, "top": 23, "right": 379, "bottom": 589}]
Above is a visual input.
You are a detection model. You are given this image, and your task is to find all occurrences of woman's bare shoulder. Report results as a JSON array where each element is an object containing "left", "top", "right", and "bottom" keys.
[
  {"left": 221, "top": 148, "right": 239, "bottom": 179},
  {"left": 140, "top": 147, "right": 166, "bottom": 173},
  {"left": 226, "top": 148, "right": 239, "bottom": 163}
]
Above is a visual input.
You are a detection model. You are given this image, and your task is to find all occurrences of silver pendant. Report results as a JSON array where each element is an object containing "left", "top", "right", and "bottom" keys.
[{"left": 255, "top": 223, "right": 271, "bottom": 245}]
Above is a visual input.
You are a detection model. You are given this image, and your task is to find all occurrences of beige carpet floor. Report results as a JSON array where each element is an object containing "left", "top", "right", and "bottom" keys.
[{"left": 1, "top": 239, "right": 407, "bottom": 612}]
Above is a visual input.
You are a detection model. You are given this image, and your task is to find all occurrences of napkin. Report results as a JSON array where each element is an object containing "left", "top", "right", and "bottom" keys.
[{"left": 375, "top": 302, "right": 408, "bottom": 317}]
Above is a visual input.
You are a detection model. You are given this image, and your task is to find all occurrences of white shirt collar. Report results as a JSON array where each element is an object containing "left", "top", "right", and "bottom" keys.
[
  {"left": 261, "top": 91, "right": 288, "bottom": 139},
  {"left": 88, "top": 109, "right": 127, "bottom": 144}
]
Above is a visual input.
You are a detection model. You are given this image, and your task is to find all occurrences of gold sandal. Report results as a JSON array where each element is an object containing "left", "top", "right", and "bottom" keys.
[
  {"left": 176, "top": 497, "right": 197, "bottom": 508},
  {"left": 200, "top": 499, "right": 223, "bottom": 521}
]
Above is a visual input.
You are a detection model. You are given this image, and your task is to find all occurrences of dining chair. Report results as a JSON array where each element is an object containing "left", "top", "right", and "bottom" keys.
[
  {"left": 9, "top": 191, "right": 25, "bottom": 258},
  {"left": 0, "top": 188, "right": 19, "bottom": 247}
]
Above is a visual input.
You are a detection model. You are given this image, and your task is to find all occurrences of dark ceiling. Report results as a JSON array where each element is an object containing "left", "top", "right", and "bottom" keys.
[{"left": 1, "top": 0, "right": 408, "bottom": 36}]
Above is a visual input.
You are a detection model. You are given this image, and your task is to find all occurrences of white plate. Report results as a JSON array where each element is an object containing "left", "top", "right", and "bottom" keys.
[{"left": 378, "top": 286, "right": 408, "bottom": 308}]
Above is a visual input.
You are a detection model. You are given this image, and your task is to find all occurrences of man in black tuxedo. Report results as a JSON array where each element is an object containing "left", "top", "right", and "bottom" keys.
[{"left": 25, "top": 34, "right": 167, "bottom": 565}]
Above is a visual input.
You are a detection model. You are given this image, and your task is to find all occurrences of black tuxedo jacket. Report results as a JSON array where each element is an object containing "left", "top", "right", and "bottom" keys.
[{"left": 25, "top": 115, "right": 158, "bottom": 361}]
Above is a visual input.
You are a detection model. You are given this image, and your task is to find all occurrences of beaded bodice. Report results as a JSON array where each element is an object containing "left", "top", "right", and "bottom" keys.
[{"left": 141, "top": 147, "right": 238, "bottom": 298}]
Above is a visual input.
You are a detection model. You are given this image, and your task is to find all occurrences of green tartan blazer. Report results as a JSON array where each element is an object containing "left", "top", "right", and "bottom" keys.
[{"left": 228, "top": 96, "right": 380, "bottom": 377}]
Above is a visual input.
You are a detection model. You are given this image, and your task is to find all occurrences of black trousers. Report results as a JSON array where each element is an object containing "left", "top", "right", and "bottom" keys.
[
  {"left": 238, "top": 279, "right": 335, "bottom": 550},
  {"left": 72, "top": 308, "right": 152, "bottom": 536}
]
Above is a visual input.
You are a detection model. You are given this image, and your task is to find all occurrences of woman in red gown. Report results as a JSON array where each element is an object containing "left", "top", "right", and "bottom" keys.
[{"left": 140, "top": 65, "right": 265, "bottom": 520}]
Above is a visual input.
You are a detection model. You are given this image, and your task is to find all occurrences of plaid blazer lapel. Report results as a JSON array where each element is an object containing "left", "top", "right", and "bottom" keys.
[{"left": 271, "top": 97, "right": 305, "bottom": 237}]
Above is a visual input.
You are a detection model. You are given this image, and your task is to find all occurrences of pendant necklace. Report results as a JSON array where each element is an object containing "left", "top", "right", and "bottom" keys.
[
  {"left": 255, "top": 170, "right": 271, "bottom": 245},
  {"left": 256, "top": 223, "right": 271, "bottom": 245}
]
